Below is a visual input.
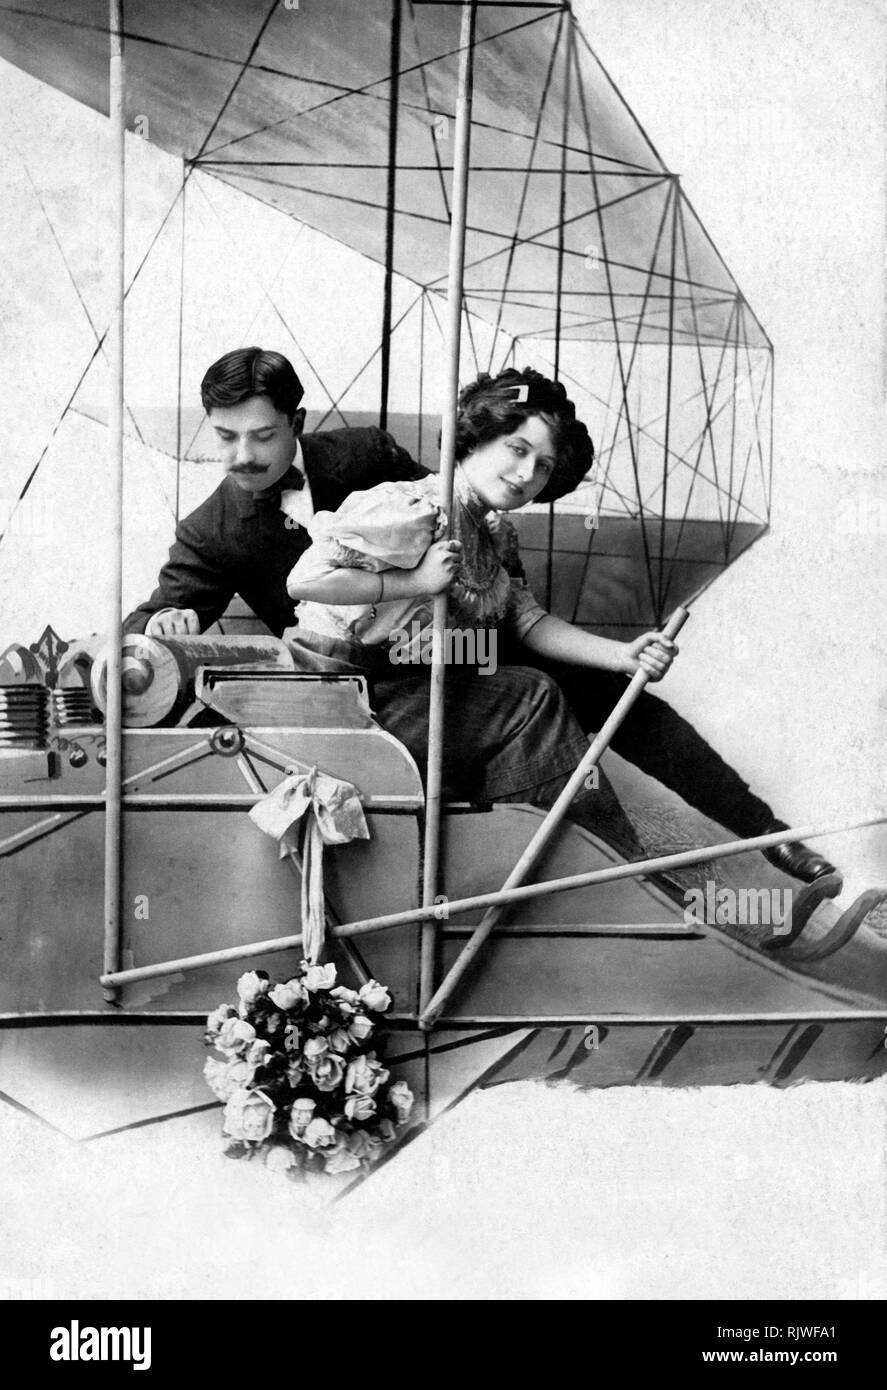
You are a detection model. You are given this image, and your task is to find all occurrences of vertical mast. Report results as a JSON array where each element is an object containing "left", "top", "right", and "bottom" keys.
[
  {"left": 548, "top": 14, "right": 573, "bottom": 607},
  {"left": 103, "top": 0, "right": 125, "bottom": 1000},
  {"left": 419, "top": 0, "right": 476, "bottom": 1013},
  {"left": 380, "top": 0, "right": 403, "bottom": 432}
]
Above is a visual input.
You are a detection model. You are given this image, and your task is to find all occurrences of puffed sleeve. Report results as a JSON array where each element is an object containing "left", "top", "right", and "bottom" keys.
[
  {"left": 286, "top": 533, "right": 376, "bottom": 597},
  {"left": 287, "top": 480, "right": 444, "bottom": 597}
]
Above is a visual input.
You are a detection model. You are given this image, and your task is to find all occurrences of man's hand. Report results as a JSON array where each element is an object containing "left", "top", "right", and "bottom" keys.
[
  {"left": 145, "top": 607, "right": 201, "bottom": 637},
  {"left": 410, "top": 539, "right": 462, "bottom": 596},
  {"left": 622, "top": 632, "right": 678, "bottom": 682}
]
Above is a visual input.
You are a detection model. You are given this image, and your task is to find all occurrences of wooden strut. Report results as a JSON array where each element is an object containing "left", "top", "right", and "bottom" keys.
[
  {"left": 408, "top": 1010, "right": 887, "bottom": 1026},
  {"left": 5, "top": 1009, "right": 887, "bottom": 1028},
  {"left": 0, "top": 795, "right": 419, "bottom": 811},
  {"left": 0, "top": 740, "right": 218, "bottom": 859},
  {"left": 420, "top": 0, "right": 477, "bottom": 1013},
  {"left": 98, "top": 809, "right": 887, "bottom": 990},
  {"left": 419, "top": 605, "right": 691, "bottom": 1027},
  {"left": 102, "top": 0, "right": 126, "bottom": 1004}
]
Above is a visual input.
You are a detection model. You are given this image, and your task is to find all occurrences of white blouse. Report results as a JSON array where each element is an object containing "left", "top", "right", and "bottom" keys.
[{"left": 287, "top": 469, "right": 548, "bottom": 648}]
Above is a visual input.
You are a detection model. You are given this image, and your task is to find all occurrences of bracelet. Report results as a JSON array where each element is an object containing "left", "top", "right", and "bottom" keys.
[{"left": 370, "top": 570, "right": 384, "bottom": 617}]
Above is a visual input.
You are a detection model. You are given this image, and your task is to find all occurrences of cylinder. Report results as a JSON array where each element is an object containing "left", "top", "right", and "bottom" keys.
[{"left": 91, "top": 634, "right": 294, "bottom": 726}]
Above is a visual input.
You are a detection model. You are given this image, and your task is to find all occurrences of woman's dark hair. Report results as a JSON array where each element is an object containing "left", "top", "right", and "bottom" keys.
[
  {"left": 454, "top": 367, "right": 594, "bottom": 503},
  {"left": 200, "top": 347, "right": 304, "bottom": 421}
]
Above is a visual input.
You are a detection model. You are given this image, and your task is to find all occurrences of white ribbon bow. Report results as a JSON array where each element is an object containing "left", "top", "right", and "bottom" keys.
[{"left": 248, "top": 766, "right": 370, "bottom": 963}]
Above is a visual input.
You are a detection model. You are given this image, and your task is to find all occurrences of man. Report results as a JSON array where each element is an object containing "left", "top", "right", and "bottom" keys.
[
  {"left": 124, "top": 348, "right": 428, "bottom": 638},
  {"left": 126, "top": 347, "right": 832, "bottom": 883}
]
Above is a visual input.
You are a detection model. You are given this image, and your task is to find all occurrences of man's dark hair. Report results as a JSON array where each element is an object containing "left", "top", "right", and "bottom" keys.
[
  {"left": 453, "top": 367, "right": 594, "bottom": 504},
  {"left": 200, "top": 348, "right": 304, "bottom": 421}
]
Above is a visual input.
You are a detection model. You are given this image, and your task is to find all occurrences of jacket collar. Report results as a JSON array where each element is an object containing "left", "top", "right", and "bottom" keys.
[{"left": 300, "top": 431, "right": 348, "bottom": 511}]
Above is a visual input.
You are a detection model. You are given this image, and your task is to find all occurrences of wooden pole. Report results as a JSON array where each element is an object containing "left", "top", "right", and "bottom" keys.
[
  {"left": 98, "top": 810, "right": 887, "bottom": 991},
  {"left": 547, "top": 16, "right": 572, "bottom": 608},
  {"left": 8, "top": 1008, "right": 885, "bottom": 1028},
  {"left": 420, "top": 0, "right": 477, "bottom": 1012},
  {"left": 0, "top": 794, "right": 420, "bottom": 812},
  {"left": 103, "top": 0, "right": 126, "bottom": 1003},
  {"left": 392, "top": 1010, "right": 887, "bottom": 1028},
  {"left": 419, "top": 607, "right": 691, "bottom": 1026},
  {"left": 379, "top": 0, "right": 402, "bottom": 432}
]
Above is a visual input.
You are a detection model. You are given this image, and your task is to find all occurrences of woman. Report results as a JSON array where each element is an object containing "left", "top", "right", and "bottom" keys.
[{"left": 283, "top": 368, "right": 677, "bottom": 863}]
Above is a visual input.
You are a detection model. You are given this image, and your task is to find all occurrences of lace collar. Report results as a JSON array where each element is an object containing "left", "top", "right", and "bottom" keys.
[{"left": 452, "top": 465, "right": 491, "bottom": 525}]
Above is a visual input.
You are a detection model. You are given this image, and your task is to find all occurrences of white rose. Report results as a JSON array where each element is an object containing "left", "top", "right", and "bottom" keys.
[
  {"left": 345, "top": 1053, "right": 390, "bottom": 1097},
  {"left": 244, "top": 1039, "right": 270, "bottom": 1070},
  {"left": 310, "top": 1053, "right": 346, "bottom": 1092},
  {"left": 302, "top": 1116, "right": 337, "bottom": 1150},
  {"left": 206, "top": 1004, "right": 237, "bottom": 1036},
  {"left": 269, "top": 978, "right": 308, "bottom": 1011},
  {"left": 303, "top": 963, "right": 337, "bottom": 992},
  {"left": 236, "top": 971, "right": 270, "bottom": 1006},
  {"left": 327, "top": 1027, "right": 352, "bottom": 1055},
  {"left": 216, "top": 1017, "right": 256, "bottom": 1056},
  {"left": 203, "top": 1056, "right": 252, "bottom": 1102},
  {"left": 347, "top": 1014, "right": 374, "bottom": 1044},
  {"left": 265, "top": 1145, "right": 297, "bottom": 1174},
  {"left": 330, "top": 986, "right": 361, "bottom": 1016},
  {"left": 223, "top": 1088, "right": 275, "bottom": 1143},
  {"left": 288, "top": 1098, "right": 316, "bottom": 1138},
  {"left": 387, "top": 1080, "right": 414, "bottom": 1124},
  {"left": 376, "top": 1118, "right": 397, "bottom": 1143},
  {"left": 302, "top": 1036, "right": 329, "bottom": 1066},
  {"left": 344, "top": 1094, "right": 377, "bottom": 1123},
  {"left": 358, "top": 980, "right": 392, "bottom": 1013}
]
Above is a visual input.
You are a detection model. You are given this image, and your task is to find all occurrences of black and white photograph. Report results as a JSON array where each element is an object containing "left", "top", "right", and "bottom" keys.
[{"left": 0, "top": 0, "right": 885, "bottom": 1317}]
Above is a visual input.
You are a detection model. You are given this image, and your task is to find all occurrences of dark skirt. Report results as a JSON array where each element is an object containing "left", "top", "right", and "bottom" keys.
[{"left": 283, "top": 625, "right": 591, "bottom": 803}]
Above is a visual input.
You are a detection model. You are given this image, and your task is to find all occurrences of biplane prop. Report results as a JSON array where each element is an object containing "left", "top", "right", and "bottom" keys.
[{"left": 0, "top": 2, "right": 884, "bottom": 1163}]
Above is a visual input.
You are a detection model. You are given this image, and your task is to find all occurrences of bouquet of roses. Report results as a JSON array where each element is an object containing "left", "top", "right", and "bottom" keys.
[{"left": 204, "top": 963, "right": 414, "bottom": 1178}]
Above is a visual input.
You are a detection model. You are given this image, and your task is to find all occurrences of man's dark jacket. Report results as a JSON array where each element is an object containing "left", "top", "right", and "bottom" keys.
[{"left": 123, "top": 427, "right": 430, "bottom": 637}]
